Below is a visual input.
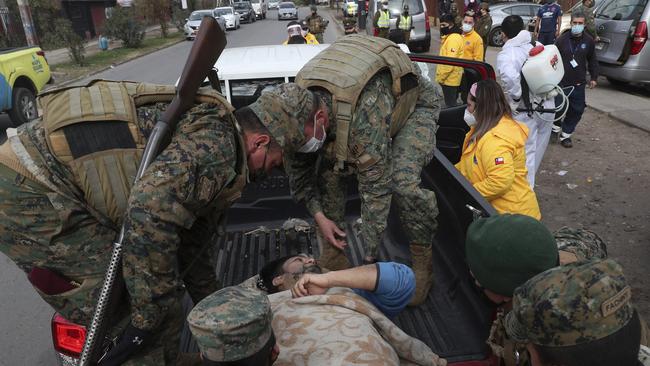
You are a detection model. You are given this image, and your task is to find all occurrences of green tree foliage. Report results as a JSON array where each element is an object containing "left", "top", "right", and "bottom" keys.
[
  {"left": 55, "top": 18, "right": 86, "bottom": 65},
  {"left": 136, "top": 0, "right": 172, "bottom": 37},
  {"left": 104, "top": 6, "right": 146, "bottom": 48}
]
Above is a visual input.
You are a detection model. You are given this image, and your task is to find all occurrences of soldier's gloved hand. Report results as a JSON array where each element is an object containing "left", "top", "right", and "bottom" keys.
[{"left": 99, "top": 324, "right": 152, "bottom": 366}]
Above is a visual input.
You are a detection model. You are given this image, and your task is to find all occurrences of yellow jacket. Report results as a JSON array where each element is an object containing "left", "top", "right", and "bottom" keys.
[
  {"left": 462, "top": 29, "right": 484, "bottom": 62},
  {"left": 283, "top": 33, "right": 320, "bottom": 45},
  {"left": 435, "top": 33, "right": 464, "bottom": 86},
  {"left": 455, "top": 115, "right": 541, "bottom": 219}
]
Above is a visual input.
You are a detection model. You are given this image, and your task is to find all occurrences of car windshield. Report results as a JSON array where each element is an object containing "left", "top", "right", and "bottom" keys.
[
  {"left": 214, "top": 8, "right": 233, "bottom": 16},
  {"left": 569, "top": 0, "right": 601, "bottom": 12},
  {"left": 189, "top": 11, "right": 212, "bottom": 20},
  {"left": 279, "top": 2, "right": 295, "bottom": 8},
  {"left": 596, "top": 0, "right": 648, "bottom": 20},
  {"left": 234, "top": 3, "right": 248, "bottom": 9},
  {"left": 386, "top": 0, "right": 423, "bottom": 15}
]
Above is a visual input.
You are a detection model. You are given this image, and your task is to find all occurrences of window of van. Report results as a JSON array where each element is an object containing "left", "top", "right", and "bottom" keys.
[
  {"left": 386, "top": 0, "right": 423, "bottom": 15},
  {"left": 230, "top": 78, "right": 285, "bottom": 109},
  {"left": 596, "top": 0, "right": 648, "bottom": 21}
]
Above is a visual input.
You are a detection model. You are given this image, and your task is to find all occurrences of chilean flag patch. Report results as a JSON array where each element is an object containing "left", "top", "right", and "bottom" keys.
[{"left": 495, "top": 157, "right": 505, "bottom": 165}]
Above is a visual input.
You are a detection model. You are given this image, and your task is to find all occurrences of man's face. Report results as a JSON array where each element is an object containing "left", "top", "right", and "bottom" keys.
[
  {"left": 274, "top": 254, "right": 322, "bottom": 291},
  {"left": 247, "top": 136, "right": 283, "bottom": 181},
  {"left": 463, "top": 16, "right": 474, "bottom": 27},
  {"left": 571, "top": 17, "right": 586, "bottom": 27}
]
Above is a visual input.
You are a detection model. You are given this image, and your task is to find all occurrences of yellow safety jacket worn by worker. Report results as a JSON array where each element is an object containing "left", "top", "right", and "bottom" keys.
[
  {"left": 399, "top": 15, "right": 412, "bottom": 31},
  {"left": 295, "top": 34, "right": 419, "bottom": 170},
  {"left": 462, "top": 29, "right": 485, "bottom": 62},
  {"left": 455, "top": 115, "right": 541, "bottom": 219},
  {"left": 435, "top": 33, "right": 464, "bottom": 86},
  {"left": 377, "top": 10, "right": 390, "bottom": 28},
  {"left": 7, "top": 80, "right": 248, "bottom": 225}
]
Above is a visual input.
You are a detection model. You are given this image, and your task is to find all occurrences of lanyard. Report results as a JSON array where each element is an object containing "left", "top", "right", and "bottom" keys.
[{"left": 570, "top": 37, "right": 582, "bottom": 58}]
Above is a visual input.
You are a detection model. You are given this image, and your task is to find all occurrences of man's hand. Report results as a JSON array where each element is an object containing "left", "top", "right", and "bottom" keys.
[
  {"left": 314, "top": 212, "right": 347, "bottom": 249},
  {"left": 589, "top": 80, "right": 597, "bottom": 89},
  {"left": 291, "top": 273, "right": 331, "bottom": 298}
]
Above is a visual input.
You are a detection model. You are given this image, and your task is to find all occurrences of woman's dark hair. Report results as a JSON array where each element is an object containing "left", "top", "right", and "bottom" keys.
[
  {"left": 203, "top": 332, "right": 277, "bottom": 366},
  {"left": 501, "top": 15, "right": 524, "bottom": 39},
  {"left": 535, "top": 310, "right": 642, "bottom": 366},
  {"left": 258, "top": 255, "right": 295, "bottom": 293},
  {"left": 287, "top": 35, "right": 306, "bottom": 44},
  {"left": 468, "top": 79, "right": 512, "bottom": 143}
]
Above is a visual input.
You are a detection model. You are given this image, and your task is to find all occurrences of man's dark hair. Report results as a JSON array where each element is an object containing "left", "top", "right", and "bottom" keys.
[
  {"left": 258, "top": 255, "right": 295, "bottom": 293},
  {"left": 203, "top": 333, "right": 277, "bottom": 366},
  {"left": 535, "top": 310, "right": 642, "bottom": 366},
  {"left": 571, "top": 10, "right": 586, "bottom": 21},
  {"left": 501, "top": 15, "right": 524, "bottom": 39},
  {"left": 235, "top": 106, "right": 268, "bottom": 134},
  {"left": 440, "top": 13, "right": 455, "bottom": 24}
]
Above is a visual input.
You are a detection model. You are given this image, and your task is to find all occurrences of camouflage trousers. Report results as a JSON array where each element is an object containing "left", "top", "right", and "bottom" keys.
[
  {"left": 0, "top": 163, "right": 215, "bottom": 365},
  {"left": 317, "top": 109, "right": 438, "bottom": 257},
  {"left": 314, "top": 32, "right": 324, "bottom": 43}
]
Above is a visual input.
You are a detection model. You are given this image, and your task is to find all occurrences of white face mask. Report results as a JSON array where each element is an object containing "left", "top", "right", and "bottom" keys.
[
  {"left": 462, "top": 23, "right": 473, "bottom": 33},
  {"left": 464, "top": 109, "right": 476, "bottom": 126},
  {"left": 298, "top": 120, "right": 326, "bottom": 153}
]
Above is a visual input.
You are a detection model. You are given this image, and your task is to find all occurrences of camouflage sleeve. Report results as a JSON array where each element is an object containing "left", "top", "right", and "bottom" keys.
[
  {"left": 123, "top": 106, "right": 238, "bottom": 331},
  {"left": 413, "top": 62, "right": 443, "bottom": 125},
  {"left": 351, "top": 74, "right": 394, "bottom": 257},
  {"left": 284, "top": 151, "right": 323, "bottom": 216}
]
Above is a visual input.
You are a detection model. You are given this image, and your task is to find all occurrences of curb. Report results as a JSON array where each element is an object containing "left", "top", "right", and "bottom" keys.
[
  {"left": 586, "top": 105, "right": 650, "bottom": 134},
  {"left": 51, "top": 37, "right": 185, "bottom": 88}
]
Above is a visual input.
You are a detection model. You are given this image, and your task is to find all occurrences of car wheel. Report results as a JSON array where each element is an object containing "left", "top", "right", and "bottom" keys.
[
  {"left": 489, "top": 27, "right": 504, "bottom": 47},
  {"left": 8, "top": 87, "right": 38, "bottom": 126}
]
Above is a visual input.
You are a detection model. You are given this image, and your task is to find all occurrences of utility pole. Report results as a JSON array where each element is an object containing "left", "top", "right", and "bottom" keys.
[{"left": 17, "top": 0, "right": 38, "bottom": 46}]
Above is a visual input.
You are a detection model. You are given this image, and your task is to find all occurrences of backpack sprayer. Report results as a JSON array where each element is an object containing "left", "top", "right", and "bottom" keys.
[{"left": 518, "top": 44, "right": 572, "bottom": 122}]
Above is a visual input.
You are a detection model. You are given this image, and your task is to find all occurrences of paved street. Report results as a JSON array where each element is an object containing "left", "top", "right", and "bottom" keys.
[{"left": 0, "top": 7, "right": 338, "bottom": 365}]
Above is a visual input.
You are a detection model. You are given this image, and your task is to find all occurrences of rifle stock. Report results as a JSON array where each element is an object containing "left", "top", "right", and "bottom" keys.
[{"left": 78, "top": 16, "right": 227, "bottom": 366}]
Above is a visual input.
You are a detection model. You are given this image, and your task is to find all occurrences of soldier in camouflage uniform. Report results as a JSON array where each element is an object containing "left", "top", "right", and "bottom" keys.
[
  {"left": 465, "top": 214, "right": 648, "bottom": 366},
  {"left": 505, "top": 259, "right": 650, "bottom": 366},
  {"left": 305, "top": 5, "right": 327, "bottom": 43},
  {"left": 187, "top": 286, "right": 279, "bottom": 365},
  {"left": 0, "top": 80, "right": 292, "bottom": 364},
  {"left": 248, "top": 35, "right": 443, "bottom": 306}
]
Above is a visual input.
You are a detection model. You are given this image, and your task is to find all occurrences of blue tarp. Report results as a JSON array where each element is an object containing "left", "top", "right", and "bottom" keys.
[{"left": 0, "top": 73, "right": 11, "bottom": 111}]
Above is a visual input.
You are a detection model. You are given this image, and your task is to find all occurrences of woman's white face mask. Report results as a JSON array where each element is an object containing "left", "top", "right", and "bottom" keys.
[{"left": 464, "top": 109, "right": 477, "bottom": 126}]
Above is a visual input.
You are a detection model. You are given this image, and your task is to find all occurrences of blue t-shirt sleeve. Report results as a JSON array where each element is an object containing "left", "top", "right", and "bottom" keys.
[
  {"left": 537, "top": 6, "right": 543, "bottom": 17},
  {"left": 352, "top": 262, "right": 415, "bottom": 318}
]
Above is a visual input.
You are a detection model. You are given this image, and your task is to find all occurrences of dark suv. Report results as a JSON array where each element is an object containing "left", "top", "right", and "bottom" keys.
[{"left": 234, "top": 1, "right": 256, "bottom": 23}]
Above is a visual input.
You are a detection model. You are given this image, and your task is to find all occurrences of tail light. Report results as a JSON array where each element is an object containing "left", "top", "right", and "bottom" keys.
[
  {"left": 374, "top": 27, "right": 379, "bottom": 36},
  {"left": 52, "top": 314, "right": 86, "bottom": 358},
  {"left": 631, "top": 21, "right": 648, "bottom": 55},
  {"left": 425, "top": 14, "right": 430, "bottom": 32}
]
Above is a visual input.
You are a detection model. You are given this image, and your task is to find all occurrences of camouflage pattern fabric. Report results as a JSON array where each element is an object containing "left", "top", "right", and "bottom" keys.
[
  {"left": 505, "top": 259, "right": 634, "bottom": 347},
  {"left": 284, "top": 66, "right": 441, "bottom": 258},
  {"left": 187, "top": 286, "right": 273, "bottom": 362},
  {"left": 269, "top": 287, "right": 447, "bottom": 366},
  {"left": 305, "top": 14, "right": 326, "bottom": 39},
  {"left": 0, "top": 101, "right": 242, "bottom": 364}
]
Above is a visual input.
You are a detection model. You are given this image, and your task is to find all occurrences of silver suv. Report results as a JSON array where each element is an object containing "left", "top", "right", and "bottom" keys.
[
  {"left": 365, "top": 0, "right": 431, "bottom": 52},
  {"left": 595, "top": 0, "right": 650, "bottom": 85}
]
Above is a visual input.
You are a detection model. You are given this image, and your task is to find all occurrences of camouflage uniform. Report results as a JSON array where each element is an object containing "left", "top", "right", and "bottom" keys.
[
  {"left": 486, "top": 227, "right": 608, "bottom": 366},
  {"left": 505, "top": 259, "right": 648, "bottom": 365},
  {"left": 282, "top": 67, "right": 441, "bottom": 260},
  {"left": 305, "top": 13, "right": 326, "bottom": 44},
  {"left": 187, "top": 286, "right": 273, "bottom": 362},
  {"left": 0, "top": 96, "right": 244, "bottom": 364}
]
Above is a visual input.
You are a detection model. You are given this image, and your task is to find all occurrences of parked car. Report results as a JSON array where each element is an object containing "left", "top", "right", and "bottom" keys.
[
  {"left": 342, "top": 0, "right": 359, "bottom": 17},
  {"left": 234, "top": 1, "right": 256, "bottom": 23},
  {"left": 250, "top": 0, "right": 268, "bottom": 19},
  {"left": 52, "top": 42, "right": 502, "bottom": 366},
  {"left": 365, "top": 0, "right": 431, "bottom": 52},
  {"left": 214, "top": 6, "right": 241, "bottom": 30},
  {"left": 184, "top": 9, "right": 226, "bottom": 40},
  {"left": 488, "top": 2, "right": 541, "bottom": 47},
  {"left": 0, "top": 46, "right": 52, "bottom": 126},
  {"left": 269, "top": 0, "right": 280, "bottom": 9},
  {"left": 594, "top": 0, "right": 650, "bottom": 86},
  {"left": 277, "top": 1, "right": 298, "bottom": 20}
]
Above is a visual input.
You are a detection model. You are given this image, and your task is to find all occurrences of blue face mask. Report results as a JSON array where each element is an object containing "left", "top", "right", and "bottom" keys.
[{"left": 571, "top": 24, "right": 585, "bottom": 35}]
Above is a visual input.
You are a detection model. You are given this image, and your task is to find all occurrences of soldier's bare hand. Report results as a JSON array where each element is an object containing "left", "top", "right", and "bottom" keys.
[
  {"left": 314, "top": 212, "right": 347, "bottom": 249},
  {"left": 291, "top": 273, "right": 330, "bottom": 298}
]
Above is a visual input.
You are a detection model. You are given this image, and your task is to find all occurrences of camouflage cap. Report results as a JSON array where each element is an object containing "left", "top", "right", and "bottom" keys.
[
  {"left": 187, "top": 286, "right": 273, "bottom": 362},
  {"left": 505, "top": 259, "right": 634, "bottom": 347},
  {"left": 248, "top": 83, "right": 314, "bottom": 153},
  {"left": 465, "top": 214, "right": 558, "bottom": 297},
  {"left": 480, "top": 2, "right": 489, "bottom": 10}
]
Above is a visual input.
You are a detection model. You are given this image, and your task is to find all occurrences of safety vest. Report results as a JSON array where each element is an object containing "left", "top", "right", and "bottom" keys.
[
  {"left": 399, "top": 15, "right": 412, "bottom": 31},
  {"left": 295, "top": 35, "right": 419, "bottom": 169},
  {"left": 19, "top": 80, "right": 247, "bottom": 224},
  {"left": 377, "top": 10, "right": 390, "bottom": 28}
]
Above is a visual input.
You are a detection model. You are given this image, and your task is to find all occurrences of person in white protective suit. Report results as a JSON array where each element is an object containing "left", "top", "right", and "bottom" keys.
[{"left": 496, "top": 15, "right": 555, "bottom": 189}]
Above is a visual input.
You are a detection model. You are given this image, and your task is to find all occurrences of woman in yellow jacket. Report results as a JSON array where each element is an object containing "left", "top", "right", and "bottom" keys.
[
  {"left": 435, "top": 14, "right": 464, "bottom": 107},
  {"left": 455, "top": 80, "right": 541, "bottom": 219}
]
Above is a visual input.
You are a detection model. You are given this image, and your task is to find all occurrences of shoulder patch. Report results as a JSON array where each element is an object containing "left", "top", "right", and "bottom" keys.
[
  {"left": 197, "top": 176, "right": 216, "bottom": 202},
  {"left": 495, "top": 157, "right": 505, "bottom": 165},
  {"left": 601, "top": 285, "right": 631, "bottom": 317}
]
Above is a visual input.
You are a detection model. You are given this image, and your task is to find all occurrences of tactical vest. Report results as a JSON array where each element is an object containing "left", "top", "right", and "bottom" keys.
[
  {"left": 35, "top": 80, "right": 247, "bottom": 224},
  {"left": 295, "top": 35, "right": 419, "bottom": 169}
]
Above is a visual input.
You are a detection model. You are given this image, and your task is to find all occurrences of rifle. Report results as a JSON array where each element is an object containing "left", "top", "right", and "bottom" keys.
[{"left": 78, "top": 16, "right": 227, "bottom": 366}]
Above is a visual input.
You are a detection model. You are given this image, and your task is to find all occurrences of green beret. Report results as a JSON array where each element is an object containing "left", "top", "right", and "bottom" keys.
[
  {"left": 187, "top": 286, "right": 273, "bottom": 362},
  {"left": 465, "top": 214, "right": 558, "bottom": 297},
  {"left": 248, "top": 83, "right": 313, "bottom": 152},
  {"left": 506, "top": 259, "right": 634, "bottom": 347}
]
